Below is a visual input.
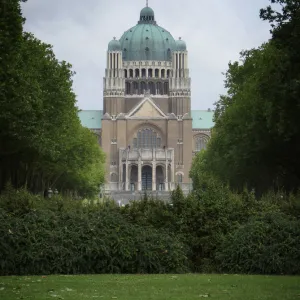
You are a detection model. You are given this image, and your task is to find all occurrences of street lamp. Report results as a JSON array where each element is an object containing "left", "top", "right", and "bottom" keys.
[{"left": 47, "top": 188, "right": 53, "bottom": 198}]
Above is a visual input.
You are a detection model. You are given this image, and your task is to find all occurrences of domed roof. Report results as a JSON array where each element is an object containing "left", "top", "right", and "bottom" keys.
[
  {"left": 119, "top": 6, "right": 176, "bottom": 61},
  {"left": 140, "top": 6, "right": 154, "bottom": 19},
  {"left": 108, "top": 37, "right": 121, "bottom": 51},
  {"left": 176, "top": 37, "right": 187, "bottom": 51}
]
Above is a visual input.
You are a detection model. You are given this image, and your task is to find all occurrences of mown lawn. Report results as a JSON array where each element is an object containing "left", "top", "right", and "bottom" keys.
[{"left": 0, "top": 274, "right": 299, "bottom": 299}]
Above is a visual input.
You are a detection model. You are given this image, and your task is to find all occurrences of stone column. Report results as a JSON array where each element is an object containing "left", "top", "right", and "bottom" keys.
[
  {"left": 138, "top": 160, "right": 142, "bottom": 191},
  {"left": 165, "top": 157, "right": 168, "bottom": 191},
  {"left": 125, "top": 161, "right": 129, "bottom": 191},
  {"left": 171, "top": 149, "right": 175, "bottom": 190},
  {"left": 119, "top": 161, "right": 123, "bottom": 191},
  {"left": 152, "top": 162, "right": 156, "bottom": 191}
]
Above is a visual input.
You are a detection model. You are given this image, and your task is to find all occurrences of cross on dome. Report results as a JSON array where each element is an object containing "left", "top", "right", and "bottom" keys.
[{"left": 146, "top": 0, "right": 148, "bottom": 7}]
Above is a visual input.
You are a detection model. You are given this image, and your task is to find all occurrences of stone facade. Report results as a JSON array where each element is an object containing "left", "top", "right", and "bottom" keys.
[{"left": 78, "top": 5, "right": 213, "bottom": 201}]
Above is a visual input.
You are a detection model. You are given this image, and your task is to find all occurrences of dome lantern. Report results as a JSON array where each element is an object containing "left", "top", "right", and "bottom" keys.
[
  {"left": 138, "top": 4, "right": 156, "bottom": 24},
  {"left": 119, "top": 3, "right": 177, "bottom": 61},
  {"left": 176, "top": 37, "right": 187, "bottom": 51},
  {"left": 108, "top": 37, "right": 121, "bottom": 51}
]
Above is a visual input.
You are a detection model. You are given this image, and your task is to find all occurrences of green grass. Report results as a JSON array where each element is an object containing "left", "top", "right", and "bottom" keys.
[{"left": 0, "top": 274, "right": 299, "bottom": 299}]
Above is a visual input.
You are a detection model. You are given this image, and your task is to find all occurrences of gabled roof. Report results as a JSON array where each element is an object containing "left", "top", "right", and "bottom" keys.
[
  {"left": 78, "top": 110, "right": 102, "bottom": 129},
  {"left": 127, "top": 97, "right": 166, "bottom": 118},
  {"left": 191, "top": 110, "right": 215, "bottom": 129},
  {"left": 77, "top": 110, "right": 215, "bottom": 130}
]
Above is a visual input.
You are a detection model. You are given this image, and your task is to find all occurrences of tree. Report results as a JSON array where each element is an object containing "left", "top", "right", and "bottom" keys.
[
  {"left": 0, "top": 1, "right": 106, "bottom": 197},
  {"left": 192, "top": 0, "right": 300, "bottom": 195}
]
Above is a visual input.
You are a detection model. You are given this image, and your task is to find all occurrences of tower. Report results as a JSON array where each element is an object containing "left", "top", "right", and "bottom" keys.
[
  {"left": 169, "top": 37, "right": 191, "bottom": 115},
  {"left": 103, "top": 37, "right": 125, "bottom": 115},
  {"left": 101, "top": 4, "right": 193, "bottom": 199}
]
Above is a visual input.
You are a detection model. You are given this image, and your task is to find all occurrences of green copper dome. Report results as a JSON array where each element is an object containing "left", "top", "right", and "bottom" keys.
[
  {"left": 119, "top": 6, "right": 176, "bottom": 61},
  {"left": 108, "top": 38, "right": 121, "bottom": 51},
  {"left": 176, "top": 38, "right": 187, "bottom": 51},
  {"left": 140, "top": 7, "right": 154, "bottom": 20}
]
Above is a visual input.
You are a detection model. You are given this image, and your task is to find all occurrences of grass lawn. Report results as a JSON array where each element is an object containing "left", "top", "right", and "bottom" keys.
[{"left": 0, "top": 274, "right": 299, "bottom": 299}]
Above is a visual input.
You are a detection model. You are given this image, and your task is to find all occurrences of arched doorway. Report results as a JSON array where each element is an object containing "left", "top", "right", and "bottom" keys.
[
  {"left": 142, "top": 165, "right": 152, "bottom": 190},
  {"left": 156, "top": 165, "right": 164, "bottom": 191},
  {"left": 122, "top": 164, "right": 126, "bottom": 190},
  {"left": 130, "top": 165, "right": 138, "bottom": 191}
]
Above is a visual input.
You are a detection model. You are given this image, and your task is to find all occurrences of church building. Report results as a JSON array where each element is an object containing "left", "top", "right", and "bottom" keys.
[{"left": 79, "top": 4, "right": 214, "bottom": 201}]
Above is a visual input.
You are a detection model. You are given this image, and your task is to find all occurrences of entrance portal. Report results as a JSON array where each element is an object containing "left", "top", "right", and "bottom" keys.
[{"left": 142, "top": 166, "right": 152, "bottom": 190}]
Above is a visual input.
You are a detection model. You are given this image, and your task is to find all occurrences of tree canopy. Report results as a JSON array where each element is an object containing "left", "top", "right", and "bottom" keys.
[
  {"left": 191, "top": 0, "right": 300, "bottom": 195},
  {"left": 0, "top": 0, "right": 105, "bottom": 197}
]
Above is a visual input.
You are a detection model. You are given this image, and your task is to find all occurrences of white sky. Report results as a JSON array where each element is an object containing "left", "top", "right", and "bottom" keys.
[{"left": 22, "top": 0, "right": 272, "bottom": 110}]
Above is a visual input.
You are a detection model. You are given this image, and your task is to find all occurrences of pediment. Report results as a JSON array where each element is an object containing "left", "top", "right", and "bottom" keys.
[{"left": 127, "top": 98, "right": 166, "bottom": 118}]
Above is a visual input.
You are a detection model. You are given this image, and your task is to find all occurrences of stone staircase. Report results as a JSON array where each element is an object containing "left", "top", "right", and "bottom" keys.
[{"left": 106, "top": 189, "right": 190, "bottom": 205}]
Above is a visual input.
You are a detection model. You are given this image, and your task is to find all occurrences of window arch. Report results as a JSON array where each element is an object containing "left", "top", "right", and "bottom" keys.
[
  {"left": 164, "top": 82, "right": 169, "bottom": 94},
  {"left": 195, "top": 135, "right": 209, "bottom": 151},
  {"left": 133, "top": 128, "right": 161, "bottom": 149},
  {"left": 125, "top": 82, "right": 131, "bottom": 95},
  {"left": 133, "top": 81, "right": 139, "bottom": 94},
  {"left": 129, "top": 69, "right": 133, "bottom": 78},
  {"left": 156, "top": 82, "right": 163, "bottom": 95},
  {"left": 140, "top": 81, "right": 147, "bottom": 94},
  {"left": 176, "top": 172, "right": 183, "bottom": 184},
  {"left": 110, "top": 173, "right": 118, "bottom": 182},
  {"left": 149, "top": 81, "right": 155, "bottom": 95}
]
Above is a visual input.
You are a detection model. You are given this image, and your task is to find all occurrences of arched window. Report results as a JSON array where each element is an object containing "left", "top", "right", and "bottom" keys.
[
  {"left": 177, "top": 173, "right": 183, "bottom": 183},
  {"left": 156, "top": 82, "right": 163, "bottom": 95},
  {"left": 141, "top": 81, "right": 147, "bottom": 94},
  {"left": 164, "top": 82, "right": 169, "bottom": 94},
  {"left": 133, "top": 82, "right": 139, "bottom": 94},
  {"left": 149, "top": 82, "right": 155, "bottom": 95},
  {"left": 195, "top": 135, "right": 209, "bottom": 151},
  {"left": 129, "top": 69, "right": 133, "bottom": 78},
  {"left": 126, "top": 82, "right": 131, "bottom": 95},
  {"left": 110, "top": 173, "right": 118, "bottom": 182},
  {"left": 133, "top": 128, "right": 161, "bottom": 149}
]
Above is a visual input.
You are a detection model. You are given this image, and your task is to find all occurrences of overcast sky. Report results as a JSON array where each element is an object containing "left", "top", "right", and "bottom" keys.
[{"left": 21, "top": 0, "right": 271, "bottom": 110}]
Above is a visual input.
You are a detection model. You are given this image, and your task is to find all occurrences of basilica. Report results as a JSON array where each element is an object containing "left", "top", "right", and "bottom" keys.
[{"left": 79, "top": 4, "right": 214, "bottom": 201}]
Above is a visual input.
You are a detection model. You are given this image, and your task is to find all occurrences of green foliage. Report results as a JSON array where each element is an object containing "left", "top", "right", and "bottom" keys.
[
  {"left": 216, "top": 212, "right": 300, "bottom": 274},
  {"left": 0, "top": 1, "right": 105, "bottom": 197},
  {"left": 122, "top": 183, "right": 284, "bottom": 273},
  {"left": 1, "top": 184, "right": 300, "bottom": 275},
  {"left": 0, "top": 189, "right": 188, "bottom": 275},
  {"left": 192, "top": 0, "right": 300, "bottom": 195},
  {"left": 0, "top": 183, "right": 38, "bottom": 216},
  {"left": 187, "top": 0, "right": 300, "bottom": 274}
]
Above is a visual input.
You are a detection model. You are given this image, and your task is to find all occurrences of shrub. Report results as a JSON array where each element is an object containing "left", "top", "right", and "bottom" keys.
[
  {"left": 216, "top": 211, "right": 300, "bottom": 274},
  {"left": 0, "top": 183, "right": 39, "bottom": 216},
  {"left": 0, "top": 190, "right": 188, "bottom": 275}
]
